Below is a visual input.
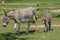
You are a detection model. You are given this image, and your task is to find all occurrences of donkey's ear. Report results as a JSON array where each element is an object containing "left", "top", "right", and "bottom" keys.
[
  {"left": 5, "top": 12, "right": 7, "bottom": 16},
  {"left": 2, "top": 9, "right": 7, "bottom": 16}
]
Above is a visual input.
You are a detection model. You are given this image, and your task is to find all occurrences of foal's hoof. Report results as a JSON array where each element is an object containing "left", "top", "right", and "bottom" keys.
[
  {"left": 52, "top": 29, "right": 53, "bottom": 31},
  {"left": 49, "top": 29, "right": 53, "bottom": 31}
]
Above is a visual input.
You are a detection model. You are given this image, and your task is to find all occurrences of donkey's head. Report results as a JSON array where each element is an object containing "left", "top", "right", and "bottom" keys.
[
  {"left": 2, "top": 9, "right": 15, "bottom": 27},
  {"left": 2, "top": 9, "right": 10, "bottom": 27},
  {"left": 3, "top": 16, "right": 10, "bottom": 27}
]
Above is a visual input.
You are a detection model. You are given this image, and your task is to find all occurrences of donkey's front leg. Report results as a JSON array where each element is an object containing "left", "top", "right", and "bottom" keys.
[{"left": 14, "top": 23, "right": 17, "bottom": 30}]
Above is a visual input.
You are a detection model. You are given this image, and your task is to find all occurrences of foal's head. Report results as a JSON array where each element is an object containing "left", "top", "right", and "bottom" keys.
[{"left": 42, "top": 15, "right": 46, "bottom": 24}]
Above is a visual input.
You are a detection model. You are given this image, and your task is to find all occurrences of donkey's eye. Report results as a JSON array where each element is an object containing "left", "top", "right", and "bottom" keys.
[{"left": 4, "top": 18, "right": 8, "bottom": 20}]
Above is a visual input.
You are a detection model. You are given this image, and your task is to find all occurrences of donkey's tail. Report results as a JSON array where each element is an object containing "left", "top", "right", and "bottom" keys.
[
  {"left": 35, "top": 15, "right": 37, "bottom": 21},
  {"left": 32, "top": 15, "right": 37, "bottom": 23}
]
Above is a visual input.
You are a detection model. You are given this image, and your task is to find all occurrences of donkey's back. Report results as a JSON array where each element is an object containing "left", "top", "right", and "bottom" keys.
[{"left": 12, "top": 7, "right": 36, "bottom": 21}]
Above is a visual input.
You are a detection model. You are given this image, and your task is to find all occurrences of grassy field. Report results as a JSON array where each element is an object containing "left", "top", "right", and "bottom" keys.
[
  {"left": 0, "top": 17, "right": 60, "bottom": 40},
  {"left": 0, "top": 0, "right": 60, "bottom": 40},
  {"left": 0, "top": 26, "right": 60, "bottom": 40},
  {"left": 4, "top": 0, "right": 60, "bottom": 3}
]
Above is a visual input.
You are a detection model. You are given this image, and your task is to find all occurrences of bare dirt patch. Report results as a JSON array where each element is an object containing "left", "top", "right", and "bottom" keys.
[
  {"left": 50, "top": 9, "right": 60, "bottom": 12},
  {"left": 30, "top": 25, "right": 60, "bottom": 28}
]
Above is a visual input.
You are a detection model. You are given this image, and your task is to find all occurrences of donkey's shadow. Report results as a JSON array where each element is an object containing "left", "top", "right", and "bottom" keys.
[
  {"left": 20, "top": 30, "right": 36, "bottom": 35},
  {"left": 15, "top": 30, "right": 36, "bottom": 35}
]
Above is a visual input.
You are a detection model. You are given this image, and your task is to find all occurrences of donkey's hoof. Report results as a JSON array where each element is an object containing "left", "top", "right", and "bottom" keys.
[
  {"left": 35, "top": 29, "right": 38, "bottom": 32},
  {"left": 26, "top": 33, "right": 28, "bottom": 35},
  {"left": 17, "top": 33, "right": 20, "bottom": 35},
  {"left": 15, "top": 32, "right": 20, "bottom": 35},
  {"left": 16, "top": 32, "right": 20, "bottom": 35},
  {"left": 26, "top": 31, "right": 28, "bottom": 34},
  {"left": 16, "top": 31, "right": 20, "bottom": 35},
  {"left": 43, "top": 30, "right": 48, "bottom": 33}
]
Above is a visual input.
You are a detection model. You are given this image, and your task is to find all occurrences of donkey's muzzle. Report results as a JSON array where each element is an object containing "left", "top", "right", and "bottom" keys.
[
  {"left": 3, "top": 23, "right": 7, "bottom": 27},
  {"left": 42, "top": 21, "right": 45, "bottom": 24},
  {"left": 3, "top": 25, "right": 7, "bottom": 27}
]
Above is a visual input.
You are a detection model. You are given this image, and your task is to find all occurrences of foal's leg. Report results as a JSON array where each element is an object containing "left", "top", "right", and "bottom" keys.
[
  {"left": 49, "top": 21, "right": 51, "bottom": 31},
  {"left": 44, "top": 22, "right": 49, "bottom": 32},
  {"left": 49, "top": 21, "right": 53, "bottom": 31}
]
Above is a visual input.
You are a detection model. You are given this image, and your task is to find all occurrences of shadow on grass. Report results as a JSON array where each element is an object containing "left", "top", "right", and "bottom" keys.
[
  {"left": 0, "top": 30, "right": 35, "bottom": 40},
  {"left": 19, "top": 30, "right": 36, "bottom": 35}
]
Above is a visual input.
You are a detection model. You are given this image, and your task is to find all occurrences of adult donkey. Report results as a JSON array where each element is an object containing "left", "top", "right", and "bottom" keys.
[
  {"left": 2, "top": 7, "right": 38, "bottom": 34},
  {"left": 42, "top": 13, "right": 53, "bottom": 32}
]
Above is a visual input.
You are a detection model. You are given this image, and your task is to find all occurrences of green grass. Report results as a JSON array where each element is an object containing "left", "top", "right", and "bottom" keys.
[
  {"left": 0, "top": 27, "right": 60, "bottom": 40},
  {"left": 18, "top": 27, "right": 60, "bottom": 40},
  {"left": 0, "top": 2, "right": 60, "bottom": 8}
]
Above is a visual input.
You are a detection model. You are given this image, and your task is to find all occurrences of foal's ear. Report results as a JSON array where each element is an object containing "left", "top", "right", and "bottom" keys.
[{"left": 2, "top": 9, "right": 7, "bottom": 16}]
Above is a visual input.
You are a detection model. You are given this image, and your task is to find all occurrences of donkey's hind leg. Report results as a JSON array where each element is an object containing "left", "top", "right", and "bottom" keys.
[
  {"left": 33, "top": 15, "right": 38, "bottom": 32},
  {"left": 26, "top": 21, "right": 30, "bottom": 34}
]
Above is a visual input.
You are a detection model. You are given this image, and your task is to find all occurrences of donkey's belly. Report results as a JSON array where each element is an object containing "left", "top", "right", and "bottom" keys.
[{"left": 21, "top": 19, "right": 30, "bottom": 22}]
